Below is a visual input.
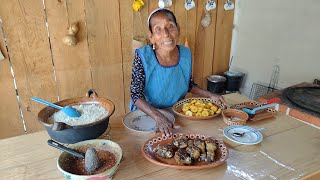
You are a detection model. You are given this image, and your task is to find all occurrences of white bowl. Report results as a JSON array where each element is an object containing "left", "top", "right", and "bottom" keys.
[{"left": 57, "top": 139, "right": 122, "bottom": 180}]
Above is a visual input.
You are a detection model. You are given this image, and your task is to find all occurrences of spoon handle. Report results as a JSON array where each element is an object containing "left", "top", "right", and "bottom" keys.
[
  {"left": 252, "top": 103, "right": 278, "bottom": 113},
  {"left": 31, "top": 97, "right": 62, "bottom": 110},
  {"left": 47, "top": 139, "right": 84, "bottom": 159},
  {"left": 250, "top": 127, "right": 266, "bottom": 132}
]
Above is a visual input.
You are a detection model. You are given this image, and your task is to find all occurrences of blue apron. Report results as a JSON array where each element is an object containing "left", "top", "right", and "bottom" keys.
[{"left": 130, "top": 45, "right": 192, "bottom": 111}]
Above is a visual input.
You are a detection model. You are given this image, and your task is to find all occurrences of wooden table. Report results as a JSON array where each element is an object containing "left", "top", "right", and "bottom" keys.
[{"left": 1, "top": 93, "right": 319, "bottom": 180}]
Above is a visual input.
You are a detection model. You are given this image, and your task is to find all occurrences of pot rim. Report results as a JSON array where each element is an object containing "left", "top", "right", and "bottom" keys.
[
  {"left": 207, "top": 75, "right": 226, "bottom": 83},
  {"left": 38, "top": 96, "right": 115, "bottom": 128},
  {"left": 224, "top": 71, "right": 244, "bottom": 77}
]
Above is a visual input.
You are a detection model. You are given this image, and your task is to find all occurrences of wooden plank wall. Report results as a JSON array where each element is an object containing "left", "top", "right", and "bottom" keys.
[
  {"left": 213, "top": 0, "right": 235, "bottom": 75},
  {"left": 0, "top": 19, "right": 25, "bottom": 138},
  {"left": 0, "top": 0, "right": 235, "bottom": 139},
  {"left": 0, "top": 0, "right": 57, "bottom": 135},
  {"left": 45, "top": 0, "right": 92, "bottom": 100}
]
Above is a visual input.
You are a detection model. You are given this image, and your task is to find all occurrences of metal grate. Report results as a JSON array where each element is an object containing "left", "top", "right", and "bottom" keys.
[
  {"left": 249, "top": 65, "right": 280, "bottom": 101},
  {"left": 249, "top": 83, "right": 278, "bottom": 101}
]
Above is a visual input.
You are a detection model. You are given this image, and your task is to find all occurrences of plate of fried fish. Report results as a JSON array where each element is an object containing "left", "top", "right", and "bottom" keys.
[{"left": 141, "top": 133, "right": 228, "bottom": 169}]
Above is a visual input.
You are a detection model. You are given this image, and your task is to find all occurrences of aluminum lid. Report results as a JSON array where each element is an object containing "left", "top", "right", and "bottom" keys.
[
  {"left": 224, "top": 71, "right": 244, "bottom": 77},
  {"left": 207, "top": 75, "right": 226, "bottom": 83}
]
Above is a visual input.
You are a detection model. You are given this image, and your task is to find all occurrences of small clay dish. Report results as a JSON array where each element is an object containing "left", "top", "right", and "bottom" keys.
[{"left": 222, "top": 109, "right": 249, "bottom": 126}]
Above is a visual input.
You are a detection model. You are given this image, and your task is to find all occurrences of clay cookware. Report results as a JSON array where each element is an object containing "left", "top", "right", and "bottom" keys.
[{"left": 38, "top": 89, "right": 115, "bottom": 144}]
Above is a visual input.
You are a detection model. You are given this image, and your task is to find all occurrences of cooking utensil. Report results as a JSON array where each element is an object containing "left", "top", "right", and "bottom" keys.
[
  {"left": 38, "top": 89, "right": 115, "bottom": 144},
  {"left": 242, "top": 103, "right": 278, "bottom": 115},
  {"left": 48, "top": 139, "right": 84, "bottom": 159},
  {"left": 48, "top": 139, "right": 100, "bottom": 172},
  {"left": 32, "top": 97, "right": 81, "bottom": 118},
  {"left": 231, "top": 127, "right": 265, "bottom": 137},
  {"left": 249, "top": 65, "right": 280, "bottom": 101}
]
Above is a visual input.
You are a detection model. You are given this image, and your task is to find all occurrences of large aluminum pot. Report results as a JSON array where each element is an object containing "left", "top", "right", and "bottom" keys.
[{"left": 38, "top": 89, "right": 115, "bottom": 144}]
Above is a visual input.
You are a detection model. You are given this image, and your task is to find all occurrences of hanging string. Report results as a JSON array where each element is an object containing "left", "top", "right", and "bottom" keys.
[
  {"left": 136, "top": 6, "right": 148, "bottom": 46},
  {"left": 138, "top": 11, "right": 147, "bottom": 37},
  {"left": 185, "top": 9, "right": 189, "bottom": 47},
  {"left": 64, "top": 0, "right": 70, "bottom": 26}
]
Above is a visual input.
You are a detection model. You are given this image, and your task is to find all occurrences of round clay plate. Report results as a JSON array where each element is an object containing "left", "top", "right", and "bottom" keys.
[
  {"left": 223, "top": 126, "right": 263, "bottom": 145},
  {"left": 141, "top": 133, "right": 229, "bottom": 170},
  {"left": 123, "top": 109, "right": 175, "bottom": 133},
  {"left": 172, "top": 97, "right": 225, "bottom": 120}
]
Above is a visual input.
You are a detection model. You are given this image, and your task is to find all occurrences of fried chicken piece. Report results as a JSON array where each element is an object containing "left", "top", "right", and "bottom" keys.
[
  {"left": 174, "top": 148, "right": 193, "bottom": 165},
  {"left": 205, "top": 138, "right": 217, "bottom": 162},
  {"left": 187, "top": 139, "right": 194, "bottom": 146},
  {"left": 154, "top": 144, "right": 175, "bottom": 159},
  {"left": 173, "top": 135, "right": 188, "bottom": 148},
  {"left": 186, "top": 145, "right": 201, "bottom": 160},
  {"left": 199, "top": 153, "right": 207, "bottom": 161},
  {"left": 193, "top": 138, "right": 206, "bottom": 154}
]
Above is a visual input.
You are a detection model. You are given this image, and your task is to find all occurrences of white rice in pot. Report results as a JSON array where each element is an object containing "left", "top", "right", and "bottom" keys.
[{"left": 49, "top": 104, "right": 108, "bottom": 126}]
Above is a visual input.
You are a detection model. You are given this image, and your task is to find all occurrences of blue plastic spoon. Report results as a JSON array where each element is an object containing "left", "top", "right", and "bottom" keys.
[
  {"left": 31, "top": 97, "right": 81, "bottom": 117},
  {"left": 242, "top": 103, "right": 278, "bottom": 115}
]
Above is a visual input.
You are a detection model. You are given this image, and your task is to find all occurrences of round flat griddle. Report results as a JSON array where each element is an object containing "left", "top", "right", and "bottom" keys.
[{"left": 284, "top": 87, "right": 320, "bottom": 114}]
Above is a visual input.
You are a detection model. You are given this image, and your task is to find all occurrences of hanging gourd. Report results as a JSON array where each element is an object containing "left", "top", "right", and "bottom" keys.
[
  {"left": 201, "top": 0, "right": 216, "bottom": 28},
  {"left": 132, "top": 0, "right": 145, "bottom": 12},
  {"left": 62, "top": 22, "right": 79, "bottom": 46}
]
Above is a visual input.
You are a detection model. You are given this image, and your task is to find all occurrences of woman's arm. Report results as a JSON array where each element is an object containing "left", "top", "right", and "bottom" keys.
[{"left": 130, "top": 50, "right": 173, "bottom": 136}]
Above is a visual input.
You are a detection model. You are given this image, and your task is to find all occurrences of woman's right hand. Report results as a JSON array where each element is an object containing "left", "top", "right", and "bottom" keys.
[
  {"left": 133, "top": 99, "right": 173, "bottom": 136},
  {"left": 154, "top": 115, "right": 173, "bottom": 137}
]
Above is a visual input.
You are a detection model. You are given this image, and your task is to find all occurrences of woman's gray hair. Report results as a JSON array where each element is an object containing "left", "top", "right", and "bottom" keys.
[{"left": 147, "top": 8, "right": 178, "bottom": 33}]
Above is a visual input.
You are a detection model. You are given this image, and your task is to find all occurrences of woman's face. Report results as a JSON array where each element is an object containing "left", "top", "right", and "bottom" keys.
[{"left": 149, "top": 12, "right": 179, "bottom": 52}]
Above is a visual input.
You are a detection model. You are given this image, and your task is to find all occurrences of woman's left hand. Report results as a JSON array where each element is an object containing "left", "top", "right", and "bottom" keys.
[{"left": 210, "top": 95, "right": 227, "bottom": 108}]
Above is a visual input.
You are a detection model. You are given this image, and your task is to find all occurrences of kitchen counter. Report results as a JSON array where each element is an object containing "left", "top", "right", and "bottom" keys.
[{"left": 0, "top": 93, "right": 319, "bottom": 179}]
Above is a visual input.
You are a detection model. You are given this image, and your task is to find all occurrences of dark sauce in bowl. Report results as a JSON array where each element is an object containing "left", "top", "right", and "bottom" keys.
[{"left": 61, "top": 146, "right": 117, "bottom": 175}]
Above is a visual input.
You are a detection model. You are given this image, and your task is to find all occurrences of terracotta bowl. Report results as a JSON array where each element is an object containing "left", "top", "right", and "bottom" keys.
[
  {"left": 57, "top": 139, "right": 122, "bottom": 180},
  {"left": 222, "top": 109, "right": 249, "bottom": 126},
  {"left": 141, "top": 133, "right": 229, "bottom": 170},
  {"left": 172, "top": 97, "right": 225, "bottom": 120}
]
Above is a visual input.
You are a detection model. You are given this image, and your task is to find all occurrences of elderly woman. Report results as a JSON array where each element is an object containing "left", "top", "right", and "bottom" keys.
[{"left": 130, "top": 8, "right": 226, "bottom": 136}]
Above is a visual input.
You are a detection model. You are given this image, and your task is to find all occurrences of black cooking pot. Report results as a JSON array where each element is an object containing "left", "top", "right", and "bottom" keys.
[
  {"left": 224, "top": 71, "right": 245, "bottom": 92},
  {"left": 207, "top": 75, "right": 226, "bottom": 93},
  {"left": 38, "top": 89, "right": 115, "bottom": 144}
]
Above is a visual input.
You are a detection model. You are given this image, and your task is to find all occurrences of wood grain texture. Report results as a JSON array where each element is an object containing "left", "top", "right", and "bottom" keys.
[
  {"left": 0, "top": 22, "right": 25, "bottom": 139},
  {"left": 193, "top": 0, "right": 217, "bottom": 88},
  {"left": 212, "top": 0, "right": 235, "bottom": 75},
  {"left": 175, "top": 0, "right": 197, "bottom": 74},
  {"left": 120, "top": 0, "right": 134, "bottom": 114},
  {"left": 85, "top": 0, "right": 125, "bottom": 117},
  {"left": 0, "top": 0, "right": 57, "bottom": 133},
  {"left": 130, "top": 0, "right": 149, "bottom": 113},
  {"left": 45, "top": 0, "right": 92, "bottom": 99},
  {"left": 0, "top": 0, "right": 236, "bottom": 138},
  {"left": 148, "top": 0, "right": 159, "bottom": 14},
  {"left": 1, "top": 94, "right": 319, "bottom": 180},
  {"left": 133, "top": 0, "right": 149, "bottom": 40}
]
